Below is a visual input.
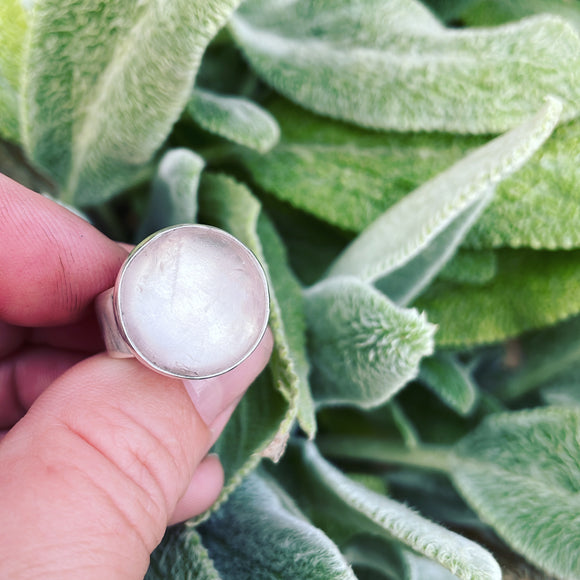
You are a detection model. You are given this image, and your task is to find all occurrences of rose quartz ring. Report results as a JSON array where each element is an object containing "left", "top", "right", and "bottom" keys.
[{"left": 96, "top": 224, "right": 270, "bottom": 380}]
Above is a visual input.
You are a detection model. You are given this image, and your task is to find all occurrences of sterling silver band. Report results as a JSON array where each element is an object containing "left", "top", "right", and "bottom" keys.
[{"left": 96, "top": 224, "right": 270, "bottom": 380}]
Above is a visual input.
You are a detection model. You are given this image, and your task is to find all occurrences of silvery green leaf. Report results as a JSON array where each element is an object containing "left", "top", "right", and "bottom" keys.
[
  {"left": 452, "top": 406, "right": 580, "bottom": 580},
  {"left": 230, "top": 0, "right": 580, "bottom": 133},
  {"left": 276, "top": 441, "right": 501, "bottom": 580},
  {"left": 199, "top": 471, "right": 356, "bottom": 580},
  {"left": 438, "top": 250, "right": 497, "bottom": 285},
  {"left": 199, "top": 173, "right": 316, "bottom": 440},
  {"left": 326, "top": 98, "right": 561, "bottom": 284},
  {"left": 239, "top": 97, "right": 484, "bottom": 235},
  {"left": 304, "top": 277, "right": 435, "bottom": 408},
  {"left": 188, "top": 88, "right": 280, "bottom": 153},
  {"left": 415, "top": 248, "right": 580, "bottom": 347},
  {"left": 428, "top": 0, "right": 580, "bottom": 30},
  {"left": 375, "top": 192, "right": 492, "bottom": 305},
  {"left": 21, "top": 0, "right": 242, "bottom": 205},
  {"left": 419, "top": 353, "right": 478, "bottom": 415},
  {"left": 137, "top": 148, "right": 204, "bottom": 240},
  {"left": 465, "top": 119, "right": 580, "bottom": 250},
  {"left": 243, "top": 99, "right": 580, "bottom": 252},
  {"left": 146, "top": 526, "right": 220, "bottom": 580},
  {"left": 0, "top": 0, "right": 28, "bottom": 141}
]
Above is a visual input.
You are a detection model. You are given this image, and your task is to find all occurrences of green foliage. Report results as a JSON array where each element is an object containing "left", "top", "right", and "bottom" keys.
[
  {"left": 273, "top": 441, "right": 501, "bottom": 579},
  {"left": 21, "top": 0, "right": 243, "bottom": 204},
  {"left": 231, "top": 0, "right": 580, "bottom": 133},
  {"left": 198, "top": 471, "right": 356, "bottom": 579},
  {"left": 419, "top": 353, "right": 479, "bottom": 415},
  {"left": 452, "top": 407, "right": 580, "bottom": 579},
  {"left": 2, "top": 0, "right": 580, "bottom": 577},
  {"left": 0, "top": 0, "right": 27, "bottom": 141},
  {"left": 138, "top": 148, "right": 204, "bottom": 239},
  {"left": 416, "top": 248, "right": 580, "bottom": 347},
  {"left": 305, "top": 277, "right": 435, "bottom": 408},
  {"left": 188, "top": 88, "right": 280, "bottom": 153}
]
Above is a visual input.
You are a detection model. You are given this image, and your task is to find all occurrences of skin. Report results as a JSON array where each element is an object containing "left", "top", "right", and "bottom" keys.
[{"left": 0, "top": 173, "right": 273, "bottom": 579}]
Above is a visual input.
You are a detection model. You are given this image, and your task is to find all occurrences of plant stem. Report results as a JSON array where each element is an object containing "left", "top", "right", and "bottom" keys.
[{"left": 317, "top": 435, "right": 453, "bottom": 475}]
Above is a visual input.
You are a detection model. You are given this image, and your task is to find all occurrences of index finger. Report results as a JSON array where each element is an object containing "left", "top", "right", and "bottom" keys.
[{"left": 0, "top": 174, "right": 128, "bottom": 327}]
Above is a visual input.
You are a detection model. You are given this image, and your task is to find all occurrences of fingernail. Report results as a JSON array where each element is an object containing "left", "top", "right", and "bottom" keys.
[{"left": 182, "top": 328, "right": 274, "bottom": 426}]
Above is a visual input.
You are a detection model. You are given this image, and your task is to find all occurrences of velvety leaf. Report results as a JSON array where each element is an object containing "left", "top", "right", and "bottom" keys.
[
  {"left": 199, "top": 173, "right": 316, "bottom": 440},
  {"left": 304, "top": 277, "right": 435, "bottom": 408},
  {"left": 415, "top": 248, "right": 580, "bottom": 347},
  {"left": 438, "top": 250, "right": 497, "bottom": 285},
  {"left": 0, "top": 0, "right": 28, "bottom": 141},
  {"left": 146, "top": 526, "right": 220, "bottom": 580},
  {"left": 199, "top": 471, "right": 356, "bottom": 580},
  {"left": 452, "top": 407, "right": 580, "bottom": 580},
  {"left": 21, "top": 0, "right": 242, "bottom": 204},
  {"left": 243, "top": 99, "right": 580, "bottom": 252},
  {"left": 274, "top": 441, "right": 501, "bottom": 580},
  {"left": 230, "top": 0, "right": 580, "bottom": 133},
  {"left": 464, "top": 119, "right": 580, "bottom": 250},
  {"left": 239, "top": 98, "right": 484, "bottom": 234},
  {"left": 325, "top": 98, "right": 561, "bottom": 284},
  {"left": 428, "top": 0, "right": 580, "bottom": 29},
  {"left": 420, "top": 353, "right": 479, "bottom": 415},
  {"left": 137, "top": 148, "right": 204, "bottom": 240},
  {"left": 188, "top": 87, "right": 280, "bottom": 153}
]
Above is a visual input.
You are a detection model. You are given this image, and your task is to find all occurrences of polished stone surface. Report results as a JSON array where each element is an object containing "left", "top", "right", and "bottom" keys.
[{"left": 116, "top": 225, "right": 269, "bottom": 379}]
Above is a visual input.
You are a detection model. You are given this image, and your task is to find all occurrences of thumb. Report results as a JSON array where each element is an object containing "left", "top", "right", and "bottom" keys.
[{"left": 0, "top": 354, "right": 233, "bottom": 579}]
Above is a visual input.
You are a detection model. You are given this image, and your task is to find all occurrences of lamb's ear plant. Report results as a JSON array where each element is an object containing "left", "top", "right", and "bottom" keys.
[{"left": 2, "top": 0, "right": 580, "bottom": 578}]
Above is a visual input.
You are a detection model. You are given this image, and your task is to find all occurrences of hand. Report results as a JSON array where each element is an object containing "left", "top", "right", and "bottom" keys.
[{"left": 0, "top": 174, "right": 273, "bottom": 579}]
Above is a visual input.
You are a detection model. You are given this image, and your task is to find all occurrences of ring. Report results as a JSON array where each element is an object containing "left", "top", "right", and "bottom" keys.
[{"left": 96, "top": 224, "right": 270, "bottom": 380}]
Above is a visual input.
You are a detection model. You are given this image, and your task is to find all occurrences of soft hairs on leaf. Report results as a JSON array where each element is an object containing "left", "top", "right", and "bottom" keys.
[
  {"left": 452, "top": 407, "right": 580, "bottom": 580},
  {"left": 288, "top": 441, "right": 502, "bottom": 579},
  {"left": 188, "top": 88, "right": 280, "bottom": 153},
  {"left": 21, "top": 0, "right": 243, "bottom": 204},
  {"left": 325, "top": 97, "right": 561, "bottom": 284},
  {"left": 230, "top": 0, "right": 580, "bottom": 133},
  {"left": 199, "top": 472, "right": 356, "bottom": 580},
  {"left": 305, "top": 277, "right": 435, "bottom": 408}
]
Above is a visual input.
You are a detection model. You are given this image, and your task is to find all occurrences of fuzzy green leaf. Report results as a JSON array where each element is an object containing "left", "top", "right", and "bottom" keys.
[
  {"left": 416, "top": 248, "right": 580, "bottom": 347},
  {"left": 465, "top": 119, "right": 580, "bottom": 250},
  {"left": 239, "top": 98, "right": 484, "bottom": 234},
  {"left": 0, "top": 0, "right": 28, "bottom": 141},
  {"left": 304, "top": 277, "right": 435, "bottom": 409},
  {"left": 187, "top": 88, "right": 280, "bottom": 153},
  {"left": 199, "top": 173, "right": 316, "bottom": 441},
  {"left": 438, "top": 250, "right": 497, "bottom": 286},
  {"left": 137, "top": 148, "right": 204, "bottom": 240},
  {"left": 326, "top": 98, "right": 561, "bottom": 284},
  {"left": 146, "top": 526, "right": 220, "bottom": 580},
  {"left": 420, "top": 353, "right": 478, "bottom": 415},
  {"left": 452, "top": 407, "right": 580, "bottom": 580},
  {"left": 243, "top": 99, "right": 580, "bottom": 252},
  {"left": 428, "top": 0, "right": 580, "bottom": 29},
  {"left": 199, "top": 471, "right": 356, "bottom": 580},
  {"left": 230, "top": 0, "right": 580, "bottom": 133},
  {"left": 274, "top": 441, "right": 501, "bottom": 580},
  {"left": 21, "top": 0, "right": 242, "bottom": 205}
]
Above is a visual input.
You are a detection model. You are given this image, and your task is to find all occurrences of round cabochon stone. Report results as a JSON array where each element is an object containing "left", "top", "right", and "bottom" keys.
[{"left": 116, "top": 224, "right": 269, "bottom": 379}]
